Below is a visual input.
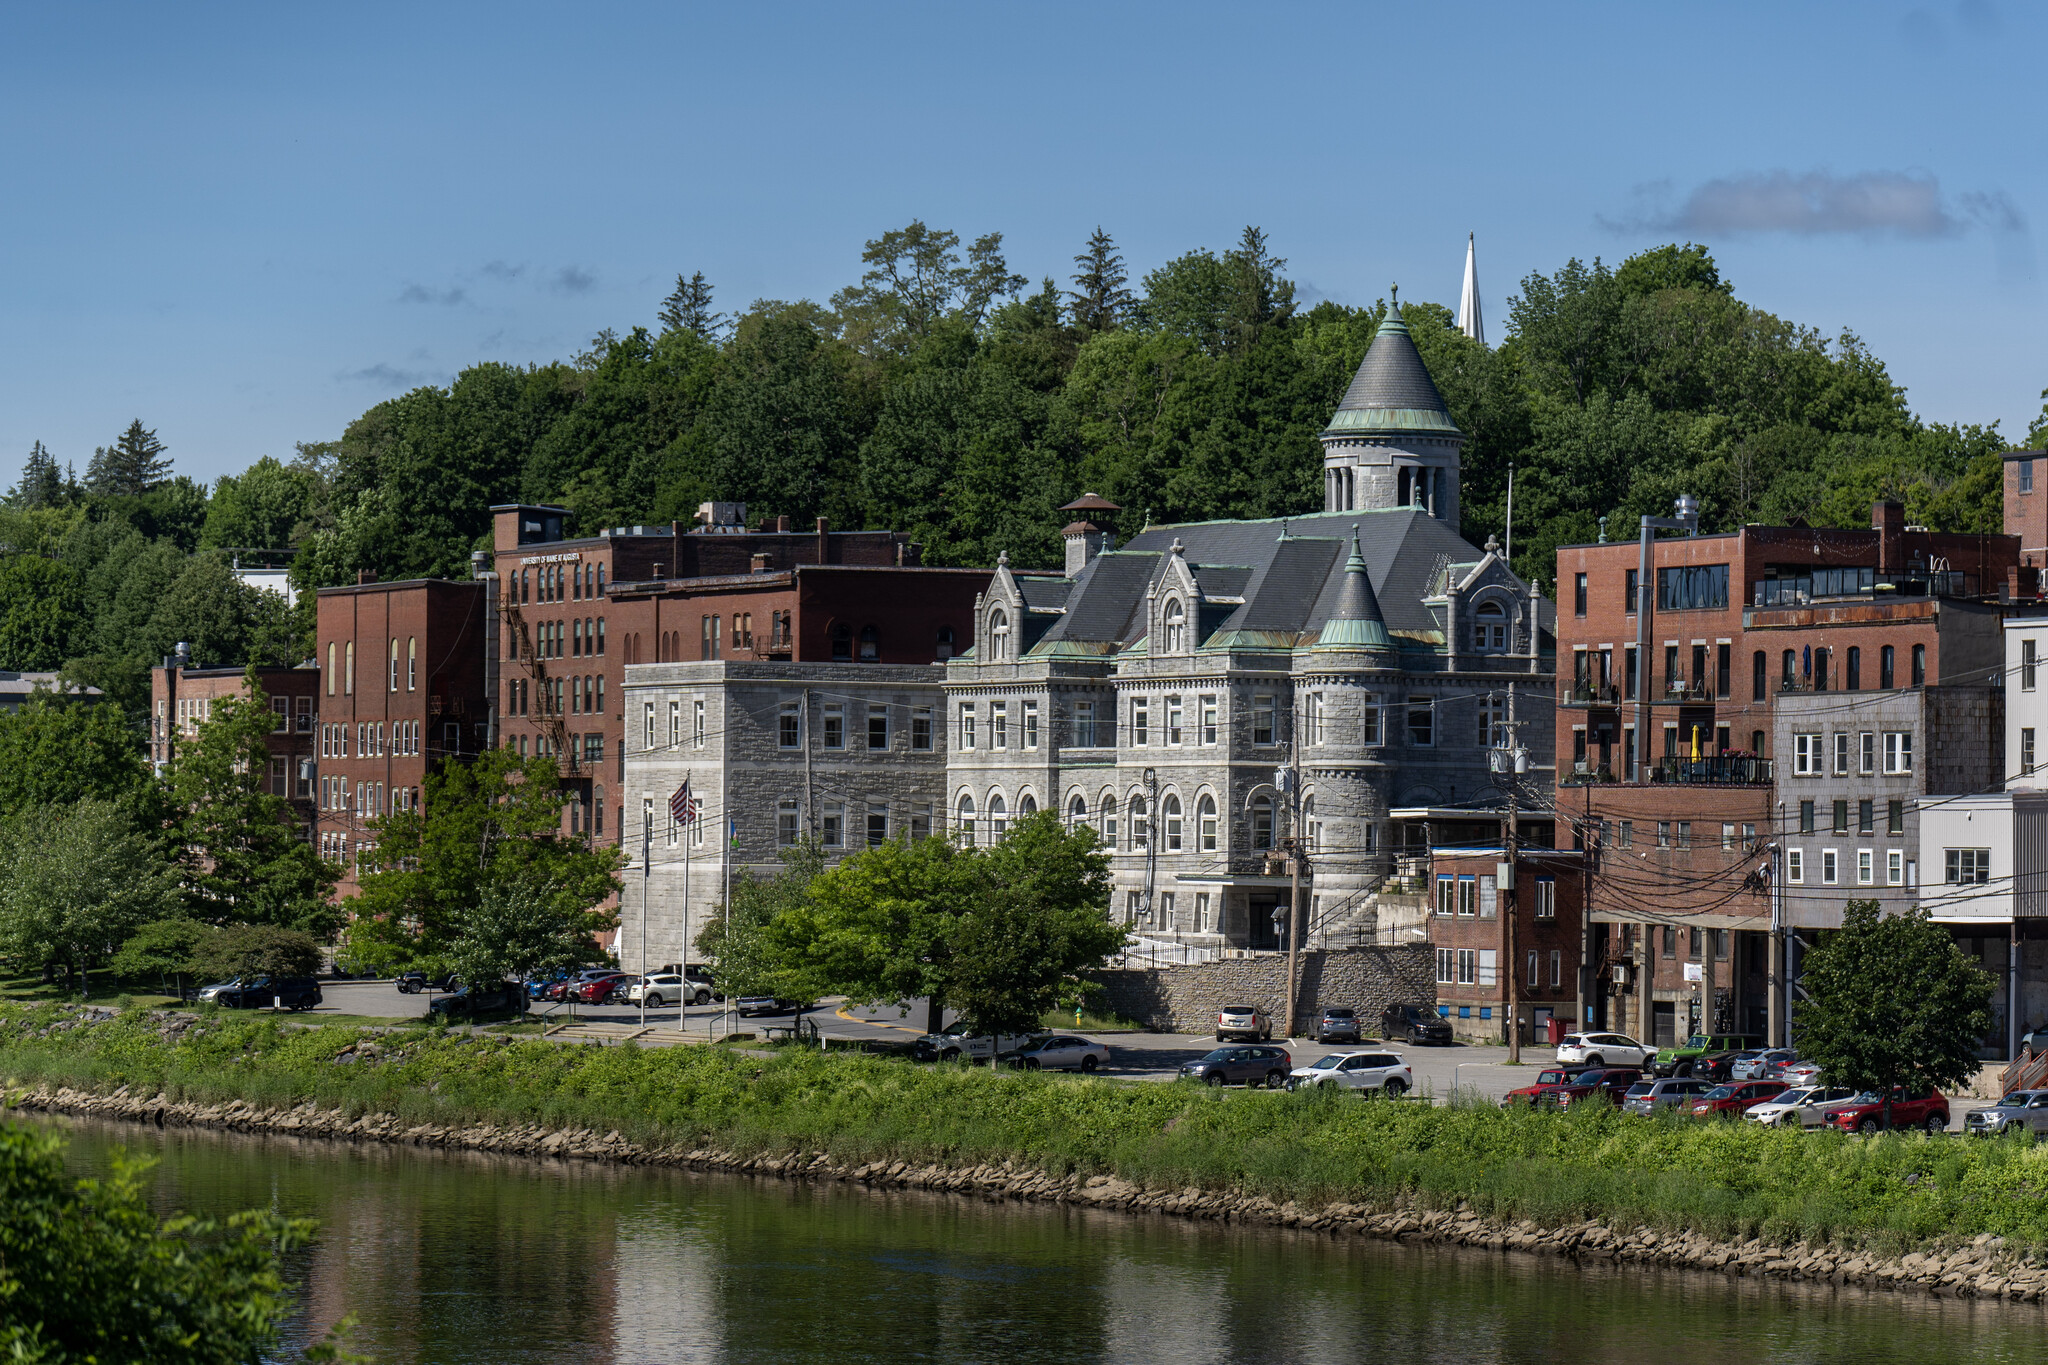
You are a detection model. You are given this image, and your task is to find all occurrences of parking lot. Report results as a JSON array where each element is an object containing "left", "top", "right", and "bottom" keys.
[{"left": 301, "top": 983, "right": 2003, "bottom": 1125}]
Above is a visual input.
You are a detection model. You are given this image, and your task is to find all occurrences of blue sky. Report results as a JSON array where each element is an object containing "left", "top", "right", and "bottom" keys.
[{"left": 2, "top": 1, "right": 2042, "bottom": 488}]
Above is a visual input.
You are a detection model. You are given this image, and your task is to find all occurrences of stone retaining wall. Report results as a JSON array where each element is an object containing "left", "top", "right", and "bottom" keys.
[
  {"left": 12, "top": 1082, "right": 2046, "bottom": 1305},
  {"left": 1092, "top": 946, "right": 1434, "bottom": 1033}
]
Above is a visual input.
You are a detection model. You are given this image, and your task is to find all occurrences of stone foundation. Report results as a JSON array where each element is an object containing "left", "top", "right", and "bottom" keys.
[{"left": 1092, "top": 945, "right": 1434, "bottom": 1033}]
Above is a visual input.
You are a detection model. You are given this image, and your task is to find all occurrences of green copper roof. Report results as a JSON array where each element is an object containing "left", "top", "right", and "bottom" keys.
[{"left": 1314, "top": 527, "right": 1393, "bottom": 651}]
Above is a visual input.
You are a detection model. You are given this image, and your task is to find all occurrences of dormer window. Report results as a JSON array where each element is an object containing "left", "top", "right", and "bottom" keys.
[
  {"left": 858, "top": 624, "right": 880, "bottom": 661},
  {"left": 1163, "top": 598, "right": 1186, "bottom": 653},
  {"left": 1472, "top": 600, "right": 1508, "bottom": 651},
  {"left": 989, "top": 608, "right": 1010, "bottom": 662},
  {"left": 936, "top": 625, "right": 956, "bottom": 661}
]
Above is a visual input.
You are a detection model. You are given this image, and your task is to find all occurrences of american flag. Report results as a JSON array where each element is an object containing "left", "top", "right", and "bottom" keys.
[{"left": 670, "top": 780, "right": 696, "bottom": 827}]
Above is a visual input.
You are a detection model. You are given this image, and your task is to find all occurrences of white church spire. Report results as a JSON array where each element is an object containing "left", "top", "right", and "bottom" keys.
[{"left": 1457, "top": 232, "right": 1485, "bottom": 346}]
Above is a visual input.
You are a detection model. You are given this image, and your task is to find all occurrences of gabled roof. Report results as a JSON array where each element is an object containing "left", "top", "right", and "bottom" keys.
[{"left": 1322, "top": 305, "right": 1462, "bottom": 438}]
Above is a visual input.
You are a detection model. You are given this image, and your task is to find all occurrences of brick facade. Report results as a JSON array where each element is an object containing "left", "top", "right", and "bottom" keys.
[
  {"left": 150, "top": 664, "right": 322, "bottom": 821},
  {"left": 1427, "top": 848, "right": 1585, "bottom": 1042}
]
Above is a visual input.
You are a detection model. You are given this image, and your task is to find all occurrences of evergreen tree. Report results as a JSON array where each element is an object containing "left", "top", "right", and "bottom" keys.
[
  {"left": 658, "top": 271, "right": 724, "bottom": 339},
  {"left": 85, "top": 420, "right": 172, "bottom": 497},
  {"left": 9, "top": 441, "right": 62, "bottom": 508},
  {"left": 1068, "top": 226, "right": 1136, "bottom": 333}
]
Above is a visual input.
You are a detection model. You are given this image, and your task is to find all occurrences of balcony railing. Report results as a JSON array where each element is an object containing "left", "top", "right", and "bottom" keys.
[
  {"left": 1563, "top": 682, "right": 1624, "bottom": 705},
  {"left": 1651, "top": 755, "right": 1772, "bottom": 785}
]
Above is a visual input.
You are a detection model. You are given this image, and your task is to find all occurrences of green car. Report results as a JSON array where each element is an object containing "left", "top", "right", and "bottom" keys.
[{"left": 1652, "top": 1033, "right": 1758, "bottom": 1077}]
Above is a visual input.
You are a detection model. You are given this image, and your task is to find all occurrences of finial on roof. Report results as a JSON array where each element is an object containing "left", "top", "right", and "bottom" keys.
[
  {"left": 1168, "top": 537, "right": 1184, "bottom": 557},
  {"left": 998, "top": 550, "right": 1009, "bottom": 567},
  {"left": 1277, "top": 518, "right": 1288, "bottom": 542},
  {"left": 1484, "top": 533, "right": 1500, "bottom": 555},
  {"left": 1316, "top": 523, "right": 1391, "bottom": 654},
  {"left": 1390, "top": 282, "right": 1399, "bottom": 308}
]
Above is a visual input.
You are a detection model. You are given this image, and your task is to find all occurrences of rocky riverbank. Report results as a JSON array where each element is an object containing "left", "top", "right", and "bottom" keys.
[{"left": 13, "top": 1080, "right": 2048, "bottom": 1305}]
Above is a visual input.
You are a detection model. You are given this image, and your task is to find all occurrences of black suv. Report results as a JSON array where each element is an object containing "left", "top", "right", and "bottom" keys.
[
  {"left": 215, "top": 976, "right": 323, "bottom": 1011},
  {"left": 427, "top": 981, "right": 531, "bottom": 1020},
  {"left": 1382, "top": 1003, "right": 1453, "bottom": 1045},
  {"left": 1179, "top": 1045, "right": 1293, "bottom": 1088},
  {"left": 1313, "top": 1007, "right": 1364, "bottom": 1043}
]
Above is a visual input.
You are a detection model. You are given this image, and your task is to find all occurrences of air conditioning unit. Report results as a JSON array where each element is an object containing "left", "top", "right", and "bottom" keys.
[{"left": 1610, "top": 964, "right": 1631, "bottom": 986}]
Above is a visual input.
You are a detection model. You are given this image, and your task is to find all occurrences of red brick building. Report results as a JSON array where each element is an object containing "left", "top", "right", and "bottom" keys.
[
  {"left": 150, "top": 662, "right": 322, "bottom": 818},
  {"left": 312, "top": 577, "right": 491, "bottom": 897},
  {"left": 1428, "top": 847, "right": 1585, "bottom": 1044},
  {"left": 487, "top": 503, "right": 924, "bottom": 846},
  {"left": 2007, "top": 449, "right": 2048, "bottom": 571}
]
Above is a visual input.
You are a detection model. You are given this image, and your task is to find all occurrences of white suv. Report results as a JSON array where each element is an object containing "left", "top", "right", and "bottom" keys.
[
  {"left": 1287, "top": 1050, "right": 1413, "bottom": 1096},
  {"left": 1555, "top": 1032, "right": 1655, "bottom": 1068}
]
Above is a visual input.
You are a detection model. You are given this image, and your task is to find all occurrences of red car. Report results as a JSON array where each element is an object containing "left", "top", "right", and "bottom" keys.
[
  {"left": 1822, "top": 1087, "right": 1951, "bottom": 1134},
  {"left": 1685, "top": 1079, "right": 1789, "bottom": 1118},
  {"left": 1549, "top": 1068, "right": 1642, "bottom": 1108},
  {"left": 1501, "top": 1068, "right": 1585, "bottom": 1108},
  {"left": 569, "top": 973, "right": 629, "bottom": 1004}
]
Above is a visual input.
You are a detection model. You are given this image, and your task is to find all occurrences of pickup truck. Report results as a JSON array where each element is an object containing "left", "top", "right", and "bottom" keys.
[{"left": 915, "top": 1021, "right": 1034, "bottom": 1063}]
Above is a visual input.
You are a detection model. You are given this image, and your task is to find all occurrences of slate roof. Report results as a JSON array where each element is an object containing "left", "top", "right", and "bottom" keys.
[{"left": 1323, "top": 307, "right": 1462, "bottom": 437}]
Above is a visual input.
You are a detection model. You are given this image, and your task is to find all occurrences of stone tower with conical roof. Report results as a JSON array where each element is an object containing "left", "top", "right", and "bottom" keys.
[{"left": 1321, "top": 296, "right": 1464, "bottom": 526}]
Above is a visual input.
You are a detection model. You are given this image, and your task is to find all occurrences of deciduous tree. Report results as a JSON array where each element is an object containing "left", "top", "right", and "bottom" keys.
[{"left": 0, "top": 798, "right": 177, "bottom": 992}]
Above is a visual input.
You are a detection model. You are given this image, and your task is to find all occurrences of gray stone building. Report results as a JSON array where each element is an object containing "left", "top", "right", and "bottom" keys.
[
  {"left": 617, "top": 661, "right": 949, "bottom": 970},
  {"left": 1774, "top": 683, "right": 2001, "bottom": 928},
  {"left": 947, "top": 305, "right": 1556, "bottom": 955}
]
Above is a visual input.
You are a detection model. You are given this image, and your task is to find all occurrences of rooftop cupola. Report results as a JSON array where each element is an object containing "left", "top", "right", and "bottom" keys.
[
  {"left": 1320, "top": 286, "right": 1464, "bottom": 525},
  {"left": 1059, "top": 492, "right": 1121, "bottom": 576},
  {"left": 1314, "top": 525, "right": 1393, "bottom": 656}
]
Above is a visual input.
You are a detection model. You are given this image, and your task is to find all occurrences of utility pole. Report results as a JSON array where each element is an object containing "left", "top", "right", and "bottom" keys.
[
  {"left": 802, "top": 687, "right": 816, "bottom": 836},
  {"left": 639, "top": 810, "right": 650, "bottom": 1027},
  {"left": 1500, "top": 685, "right": 1522, "bottom": 1064},
  {"left": 1142, "top": 767, "right": 1159, "bottom": 929},
  {"left": 1281, "top": 700, "right": 1306, "bottom": 1039}
]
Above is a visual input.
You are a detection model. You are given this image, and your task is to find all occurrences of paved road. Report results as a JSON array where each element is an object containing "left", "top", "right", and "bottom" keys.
[{"left": 298, "top": 983, "right": 2008, "bottom": 1125}]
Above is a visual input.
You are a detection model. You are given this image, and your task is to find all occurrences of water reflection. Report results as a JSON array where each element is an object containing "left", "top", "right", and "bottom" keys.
[{"left": 32, "top": 1116, "right": 2047, "bottom": 1365}]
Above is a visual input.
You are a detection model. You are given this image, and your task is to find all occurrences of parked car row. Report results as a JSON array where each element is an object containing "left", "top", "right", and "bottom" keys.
[
  {"left": 197, "top": 975, "right": 324, "bottom": 1010},
  {"left": 1213, "top": 1003, "right": 1455, "bottom": 1046}
]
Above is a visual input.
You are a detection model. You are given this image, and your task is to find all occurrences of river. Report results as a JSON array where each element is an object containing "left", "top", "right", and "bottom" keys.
[{"left": 29, "top": 1114, "right": 2047, "bottom": 1364}]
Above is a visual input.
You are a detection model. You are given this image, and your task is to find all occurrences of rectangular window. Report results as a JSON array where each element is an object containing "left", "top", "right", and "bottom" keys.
[
  {"left": 1361, "top": 696, "right": 1381, "bottom": 745},
  {"left": 1675, "top": 820, "right": 1692, "bottom": 849},
  {"left": 1252, "top": 695, "right": 1275, "bottom": 745},
  {"left": 868, "top": 705, "right": 889, "bottom": 751},
  {"left": 1788, "top": 848, "right": 1804, "bottom": 883},
  {"left": 1624, "top": 568, "right": 1638, "bottom": 613},
  {"left": 1407, "top": 696, "right": 1434, "bottom": 747},
  {"left": 822, "top": 802, "right": 843, "bottom": 848},
  {"left": 960, "top": 704, "right": 975, "bottom": 750},
  {"left": 1799, "top": 799, "right": 1815, "bottom": 835},
  {"left": 1945, "top": 848, "right": 1991, "bottom": 884},
  {"left": 2025, "top": 459, "right": 2038, "bottom": 494},
  {"left": 1073, "top": 699, "right": 1097, "bottom": 747},
  {"left": 2027, "top": 640, "right": 2040, "bottom": 692},
  {"left": 1888, "top": 849, "right": 1904, "bottom": 885},
  {"left": 823, "top": 704, "right": 844, "bottom": 749},
  {"left": 1657, "top": 821, "right": 1671, "bottom": 849},
  {"left": 1832, "top": 799, "right": 1848, "bottom": 835},
  {"left": 1883, "top": 731, "right": 1912, "bottom": 774},
  {"left": 694, "top": 699, "right": 706, "bottom": 747},
  {"left": 1165, "top": 695, "right": 1182, "bottom": 746},
  {"left": 1656, "top": 564, "right": 1730, "bottom": 611},
  {"left": 779, "top": 705, "right": 801, "bottom": 749},
  {"left": 1436, "top": 876, "right": 1456, "bottom": 916},
  {"left": 1662, "top": 926, "right": 1676, "bottom": 958},
  {"left": 911, "top": 706, "right": 933, "bottom": 751},
  {"left": 1528, "top": 950, "right": 1540, "bottom": 988},
  {"left": 1717, "top": 642, "right": 1730, "bottom": 699},
  {"left": 1857, "top": 848, "right": 1874, "bottom": 885},
  {"left": 1024, "top": 700, "right": 1039, "bottom": 749},
  {"left": 867, "top": 805, "right": 888, "bottom": 848},
  {"left": 1617, "top": 820, "right": 1632, "bottom": 848},
  {"left": 1199, "top": 695, "right": 1217, "bottom": 745},
  {"left": 992, "top": 701, "right": 1009, "bottom": 749},
  {"left": 1573, "top": 572, "right": 1587, "bottom": 616},
  {"left": 1854, "top": 798, "right": 1871, "bottom": 835},
  {"left": 1720, "top": 822, "right": 1737, "bottom": 849},
  {"left": 1456, "top": 949, "right": 1477, "bottom": 986},
  {"left": 669, "top": 700, "right": 681, "bottom": 749},
  {"left": 1479, "top": 693, "right": 1506, "bottom": 748},
  {"left": 777, "top": 800, "right": 799, "bottom": 847},
  {"left": 1308, "top": 693, "right": 1324, "bottom": 745},
  {"left": 1912, "top": 644, "right": 1925, "bottom": 686},
  {"left": 1550, "top": 949, "right": 1563, "bottom": 989},
  {"left": 1131, "top": 697, "right": 1148, "bottom": 747},
  {"left": 1436, "top": 948, "right": 1456, "bottom": 984},
  {"left": 1793, "top": 733, "right": 1823, "bottom": 775},
  {"left": 1821, "top": 848, "right": 1838, "bottom": 885},
  {"left": 1887, "top": 798, "right": 1904, "bottom": 836},
  {"left": 1833, "top": 732, "right": 1850, "bottom": 775},
  {"left": 1859, "top": 732, "right": 1875, "bottom": 775},
  {"left": 911, "top": 804, "right": 931, "bottom": 840},
  {"left": 1457, "top": 875, "right": 1476, "bottom": 916},
  {"left": 1534, "top": 877, "right": 1556, "bottom": 919},
  {"left": 2026, "top": 728, "right": 2038, "bottom": 775}
]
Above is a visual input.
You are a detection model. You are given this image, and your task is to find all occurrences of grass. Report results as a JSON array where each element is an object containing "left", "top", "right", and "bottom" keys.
[
  {"left": 1041, "top": 1006, "right": 1145, "bottom": 1032},
  {"left": 4, "top": 1000, "right": 2046, "bottom": 1256}
]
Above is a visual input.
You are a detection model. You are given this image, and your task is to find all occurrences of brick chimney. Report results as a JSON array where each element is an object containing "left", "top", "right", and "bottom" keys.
[
  {"left": 815, "top": 516, "right": 830, "bottom": 565},
  {"left": 1873, "top": 499, "right": 1904, "bottom": 575},
  {"left": 775, "top": 514, "right": 791, "bottom": 533},
  {"left": 356, "top": 569, "right": 377, "bottom": 585},
  {"left": 751, "top": 552, "right": 773, "bottom": 573}
]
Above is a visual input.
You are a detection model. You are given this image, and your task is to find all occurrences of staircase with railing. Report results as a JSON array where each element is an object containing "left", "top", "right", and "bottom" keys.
[{"left": 1999, "top": 1046, "right": 2048, "bottom": 1097}]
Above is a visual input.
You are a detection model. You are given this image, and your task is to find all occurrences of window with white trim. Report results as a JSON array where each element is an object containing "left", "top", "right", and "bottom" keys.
[
  {"left": 1945, "top": 847, "right": 1991, "bottom": 884},
  {"left": 1883, "top": 731, "right": 1913, "bottom": 774}
]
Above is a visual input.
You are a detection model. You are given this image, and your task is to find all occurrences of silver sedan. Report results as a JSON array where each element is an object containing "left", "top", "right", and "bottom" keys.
[{"left": 1009, "top": 1035, "right": 1110, "bottom": 1073}]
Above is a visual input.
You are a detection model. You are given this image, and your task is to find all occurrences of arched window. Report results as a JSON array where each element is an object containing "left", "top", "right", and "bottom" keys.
[
  {"left": 1846, "top": 645, "right": 1861, "bottom": 691},
  {"left": 1781, "top": 649, "right": 1796, "bottom": 687},
  {"left": 1129, "top": 794, "right": 1148, "bottom": 850},
  {"left": 1881, "top": 644, "right": 1896, "bottom": 689},
  {"left": 344, "top": 641, "right": 355, "bottom": 695},
  {"left": 389, "top": 638, "right": 400, "bottom": 691},
  {"left": 859, "top": 624, "right": 880, "bottom": 661},
  {"left": 1100, "top": 792, "right": 1118, "bottom": 848},
  {"left": 1068, "top": 793, "right": 1089, "bottom": 829},
  {"left": 1303, "top": 795, "right": 1320, "bottom": 851},
  {"left": 1019, "top": 792, "right": 1037, "bottom": 817},
  {"left": 1472, "top": 600, "right": 1508, "bottom": 651},
  {"left": 407, "top": 637, "right": 417, "bottom": 690},
  {"left": 1752, "top": 650, "right": 1765, "bottom": 702},
  {"left": 936, "top": 625, "right": 956, "bottom": 661},
  {"left": 832, "top": 623, "right": 853, "bottom": 662},
  {"left": 989, "top": 793, "right": 1008, "bottom": 841},
  {"left": 957, "top": 793, "right": 976, "bottom": 843},
  {"left": 1198, "top": 795, "right": 1218, "bottom": 851},
  {"left": 1163, "top": 794, "right": 1183, "bottom": 851},
  {"left": 1252, "top": 795, "right": 1274, "bottom": 850},
  {"left": 1163, "top": 598, "right": 1185, "bottom": 653},
  {"left": 989, "top": 608, "right": 1010, "bottom": 662},
  {"left": 572, "top": 619, "right": 583, "bottom": 657}
]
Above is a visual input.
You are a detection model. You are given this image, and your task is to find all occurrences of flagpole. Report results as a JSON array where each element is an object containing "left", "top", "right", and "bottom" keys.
[
  {"left": 680, "top": 805, "right": 690, "bottom": 1033},
  {"left": 639, "top": 813, "right": 649, "bottom": 1027}
]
